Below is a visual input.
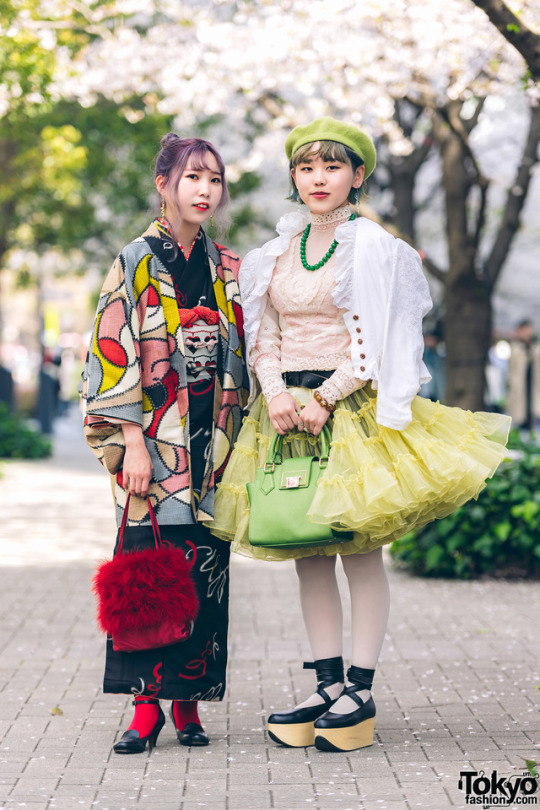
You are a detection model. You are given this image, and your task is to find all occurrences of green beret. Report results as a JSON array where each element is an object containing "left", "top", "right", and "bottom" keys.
[{"left": 285, "top": 116, "right": 376, "bottom": 178}]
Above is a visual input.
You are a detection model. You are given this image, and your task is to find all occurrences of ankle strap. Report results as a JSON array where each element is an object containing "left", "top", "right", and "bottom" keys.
[
  {"left": 304, "top": 656, "right": 344, "bottom": 686},
  {"left": 340, "top": 666, "right": 375, "bottom": 708},
  {"left": 347, "top": 665, "right": 375, "bottom": 691}
]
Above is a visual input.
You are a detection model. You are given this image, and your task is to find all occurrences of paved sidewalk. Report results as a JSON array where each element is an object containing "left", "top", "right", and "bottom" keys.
[{"left": 0, "top": 406, "right": 539, "bottom": 810}]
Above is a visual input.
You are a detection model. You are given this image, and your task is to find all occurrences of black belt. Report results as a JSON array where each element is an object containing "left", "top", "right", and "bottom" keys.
[{"left": 282, "top": 370, "right": 335, "bottom": 389}]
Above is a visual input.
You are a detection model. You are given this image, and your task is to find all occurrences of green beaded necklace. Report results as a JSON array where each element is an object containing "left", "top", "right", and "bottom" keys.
[{"left": 300, "top": 213, "right": 357, "bottom": 272}]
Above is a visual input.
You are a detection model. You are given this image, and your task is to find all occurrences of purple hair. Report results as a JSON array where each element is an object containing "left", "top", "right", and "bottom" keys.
[{"left": 155, "top": 134, "right": 230, "bottom": 219}]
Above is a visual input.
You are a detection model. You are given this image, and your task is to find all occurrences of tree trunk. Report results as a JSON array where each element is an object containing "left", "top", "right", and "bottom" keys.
[
  {"left": 385, "top": 113, "right": 433, "bottom": 243},
  {"left": 433, "top": 106, "right": 491, "bottom": 410},
  {"left": 444, "top": 276, "right": 492, "bottom": 409},
  {"left": 388, "top": 161, "right": 417, "bottom": 241},
  {"left": 0, "top": 138, "right": 18, "bottom": 339}
]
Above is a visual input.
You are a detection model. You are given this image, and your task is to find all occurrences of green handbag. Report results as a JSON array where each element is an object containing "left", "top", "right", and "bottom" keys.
[{"left": 247, "top": 426, "right": 354, "bottom": 549}]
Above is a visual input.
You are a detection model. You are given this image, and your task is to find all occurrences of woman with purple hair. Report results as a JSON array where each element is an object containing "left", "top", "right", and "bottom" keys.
[{"left": 81, "top": 134, "right": 248, "bottom": 753}]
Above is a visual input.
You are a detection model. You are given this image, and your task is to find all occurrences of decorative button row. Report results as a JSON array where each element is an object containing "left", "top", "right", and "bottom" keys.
[{"left": 353, "top": 315, "right": 365, "bottom": 371}]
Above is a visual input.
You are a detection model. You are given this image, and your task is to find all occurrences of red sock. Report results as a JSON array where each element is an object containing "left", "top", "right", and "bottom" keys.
[
  {"left": 172, "top": 700, "right": 201, "bottom": 731},
  {"left": 127, "top": 696, "right": 160, "bottom": 738}
]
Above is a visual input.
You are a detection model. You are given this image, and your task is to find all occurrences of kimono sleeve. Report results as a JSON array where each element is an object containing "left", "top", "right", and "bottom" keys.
[{"left": 80, "top": 252, "right": 143, "bottom": 473}]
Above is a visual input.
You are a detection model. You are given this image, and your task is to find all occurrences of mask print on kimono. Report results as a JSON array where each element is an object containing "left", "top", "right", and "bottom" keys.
[
  {"left": 186, "top": 357, "right": 217, "bottom": 379},
  {"left": 184, "top": 327, "right": 219, "bottom": 355},
  {"left": 184, "top": 321, "right": 219, "bottom": 389}
]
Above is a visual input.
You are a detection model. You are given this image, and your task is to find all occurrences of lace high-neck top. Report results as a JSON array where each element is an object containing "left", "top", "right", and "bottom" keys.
[{"left": 252, "top": 203, "right": 365, "bottom": 405}]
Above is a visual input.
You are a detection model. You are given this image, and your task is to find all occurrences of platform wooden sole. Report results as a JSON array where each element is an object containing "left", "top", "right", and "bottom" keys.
[
  {"left": 267, "top": 721, "right": 315, "bottom": 747},
  {"left": 314, "top": 717, "right": 375, "bottom": 752}
]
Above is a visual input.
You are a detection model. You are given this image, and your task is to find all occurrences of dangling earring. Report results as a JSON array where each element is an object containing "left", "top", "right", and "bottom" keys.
[
  {"left": 210, "top": 214, "right": 215, "bottom": 228},
  {"left": 161, "top": 198, "right": 166, "bottom": 218}
]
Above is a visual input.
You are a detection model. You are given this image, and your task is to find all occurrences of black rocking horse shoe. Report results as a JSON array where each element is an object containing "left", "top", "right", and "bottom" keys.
[
  {"left": 267, "top": 656, "right": 344, "bottom": 748},
  {"left": 113, "top": 701, "right": 166, "bottom": 754},
  {"left": 314, "top": 665, "right": 376, "bottom": 752}
]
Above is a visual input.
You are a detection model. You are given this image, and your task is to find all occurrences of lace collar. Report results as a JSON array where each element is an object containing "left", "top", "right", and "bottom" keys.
[{"left": 310, "top": 203, "right": 352, "bottom": 231}]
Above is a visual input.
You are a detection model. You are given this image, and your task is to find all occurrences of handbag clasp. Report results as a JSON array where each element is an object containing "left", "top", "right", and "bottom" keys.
[{"left": 286, "top": 476, "right": 301, "bottom": 488}]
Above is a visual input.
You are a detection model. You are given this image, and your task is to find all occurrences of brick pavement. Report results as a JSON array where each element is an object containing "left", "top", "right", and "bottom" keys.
[{"left": 0, "top": 406, "right": 539, "bottom": 810}]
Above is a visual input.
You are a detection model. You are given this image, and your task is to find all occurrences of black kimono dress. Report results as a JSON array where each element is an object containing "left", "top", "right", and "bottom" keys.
[{"left": 103, "top": 230, "right": 231, "bottom": 702}]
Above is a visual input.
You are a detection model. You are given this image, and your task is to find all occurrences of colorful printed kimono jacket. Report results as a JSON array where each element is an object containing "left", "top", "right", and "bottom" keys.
[{"left": 80, "top": 220, "right": 248, "bottom": 526}]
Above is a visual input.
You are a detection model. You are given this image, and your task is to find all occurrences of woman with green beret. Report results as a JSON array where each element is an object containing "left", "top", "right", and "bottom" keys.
[{"left": 211, "top": 117, "right": 510, "bottom": 752}]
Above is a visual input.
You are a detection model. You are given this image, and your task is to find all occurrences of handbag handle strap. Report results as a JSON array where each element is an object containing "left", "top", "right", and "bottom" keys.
[
  {"left": 116, "top": 494, "right": 162, "bottom": 555},
  {"left": 265, "top": 424, "right": 331, "bottom": 470}
]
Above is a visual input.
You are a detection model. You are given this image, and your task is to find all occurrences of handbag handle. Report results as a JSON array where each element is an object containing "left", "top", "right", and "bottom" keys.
[
  {"left": 116, "top": 494, "right": 162, "bottom": 555},
  {"left": 264, "top": 424, "right": 332, "bottom": 471}
]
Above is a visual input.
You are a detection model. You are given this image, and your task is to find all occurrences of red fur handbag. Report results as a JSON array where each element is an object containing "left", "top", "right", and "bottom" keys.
[{"left": 93, "top": 496, "right": 199, "bottom": 652}]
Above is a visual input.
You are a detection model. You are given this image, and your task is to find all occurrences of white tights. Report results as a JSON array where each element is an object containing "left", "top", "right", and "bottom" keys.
[{"left": 293, "top": 548, "right": 390, "bottom": 713}]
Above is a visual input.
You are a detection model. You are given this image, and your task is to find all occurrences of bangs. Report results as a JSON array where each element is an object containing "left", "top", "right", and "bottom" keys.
[
  {"left": 168, "top": 141, "right": 229, "bottom": 205},
  {"left": 290, "top": 140, "right": 351, "bottom": 168},
  {"left": 184, "top": 144, "right": 224, "bottom": 176}
]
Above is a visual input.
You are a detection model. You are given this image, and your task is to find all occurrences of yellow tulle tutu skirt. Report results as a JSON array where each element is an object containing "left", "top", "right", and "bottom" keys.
[{"left": 209, "top": 386, "right": 511, "bottom": 561}]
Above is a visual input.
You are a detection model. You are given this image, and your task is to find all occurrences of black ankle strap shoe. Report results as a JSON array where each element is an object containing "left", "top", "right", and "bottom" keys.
[
  {"left": 313, "top": 666, "right": 376, "bottom": 752},
  {"left": 267, "top": 656, "right": 345, "bottom": 748}
]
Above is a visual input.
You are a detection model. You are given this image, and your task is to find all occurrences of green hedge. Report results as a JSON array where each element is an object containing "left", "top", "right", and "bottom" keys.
[
  {"left": 389, "top": 432, "right": 540, "bottom": 579},
  {"left": 0, "top": 404, "right": 52, "bottom": 459}
]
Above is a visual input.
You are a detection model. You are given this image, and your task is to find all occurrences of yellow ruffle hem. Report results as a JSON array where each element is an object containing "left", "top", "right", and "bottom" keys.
[{"left": 209, "top": 385, "right": 511, "bottom": 561}]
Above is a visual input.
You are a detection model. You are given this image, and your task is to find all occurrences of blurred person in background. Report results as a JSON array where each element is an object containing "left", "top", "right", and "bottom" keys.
[
  {"left": 420, "top": 329, "right": 446, "bottom": 403},
  {"left": 485, "top": 333, "right": 510, "bottom": 414},
  {"left": 506, "top": 319, "right": 540, "bottom": 435},
  {"left": 37, "top": 348, "right": 61, "bottom": 434}
]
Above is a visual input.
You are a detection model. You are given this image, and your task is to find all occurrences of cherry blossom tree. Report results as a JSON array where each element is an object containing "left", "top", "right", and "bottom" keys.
[
  {"left": 3, "top": 0, "right": 539, "bottom": 409},
  {"left": 0, "top": 1, "right": 173, "bottom": 279},
  {"left": 0, "top": 0, "right": 173, "bottom": 402},
  {"left": 471, "top": 0, "right": 540, "bottom": 79}
]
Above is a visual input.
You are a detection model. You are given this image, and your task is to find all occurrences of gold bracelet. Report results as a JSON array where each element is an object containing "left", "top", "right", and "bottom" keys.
[{"left": 313, "top": 389, "right": 336, "bottom": 413}]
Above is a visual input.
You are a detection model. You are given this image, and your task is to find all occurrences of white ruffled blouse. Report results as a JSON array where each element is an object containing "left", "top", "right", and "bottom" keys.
[{"left": 239, "top": 209, "right": 433, "bottom": 430}]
